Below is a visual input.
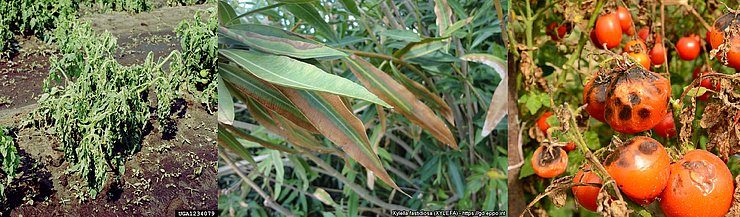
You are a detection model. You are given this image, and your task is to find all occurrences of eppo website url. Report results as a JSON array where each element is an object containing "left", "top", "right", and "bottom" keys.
[{"left": 390, "top": 210, "right": 506, "bottom": 216}]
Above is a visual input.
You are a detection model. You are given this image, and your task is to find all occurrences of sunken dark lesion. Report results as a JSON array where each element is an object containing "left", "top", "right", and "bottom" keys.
[
  {"left": 638, "top": 108, "right": 651, "bottom": 119},
  {"left": 714, "top": 13, "right": 739, "bottom": 32},
  {"left": 628, "top": 92, "right": 641, "bottom": 105},
  {"left": 638, "top": 140, "right": 658, "bottom": 155},
  {"left": 619, "top": 104, "right": 632, "bottom": 120},
  {"left": 537, "top": 147, "right": 563, "bottom": 166}
]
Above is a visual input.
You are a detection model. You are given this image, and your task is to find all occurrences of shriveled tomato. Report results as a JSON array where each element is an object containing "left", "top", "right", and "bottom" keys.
[
  {"left": 536, "top": 111, "right": 554, "bottom": 134},
  {"left": 572, "top": 165, "right": 602, "bottom": 212},
  {"left": 564, "top": 142, "right": 576, "bottom": 152},
  {"left": 649, "top": 36, "right": 666, "bottom": 65},
  {"left": 595, "top": 13, "right": 622, "bottom": 49},
  {"left": 627, "top": 52, "right": 651, "bottom": 69},
  {"left": 531, "top": 145, "right": 568, "bottom": 178},
  {"left": 547, "top": 22, "right": 567, "bottom": 41},
  {"left": 660, "top": 149, "right": 734, "bottom": 217},
  {"left": 653, "top": 112, "right": 676, "bottom": 138},
  {"left": 604, "top": 136, "right": 670, "bottom": 204},
  {"left": 583, "top": 72, "right": 609, "bottom": 122},
  {"left": 638, "top": 27, "right": 649, "bottom": 42},
  {"left": 693, "top": 67, "right": 721, "bottom": 101},
  {"left": 624, "top": 40, "right": 647, "bottom": 53},
  {"left": 676, "top": 36, "right": 701, "bottom": 60},
  {"left": 604, "top": 67, "right": 670, "bottom": 134},
  {"left": 616, "top": 7, "right": 633, "bottom": 34}
]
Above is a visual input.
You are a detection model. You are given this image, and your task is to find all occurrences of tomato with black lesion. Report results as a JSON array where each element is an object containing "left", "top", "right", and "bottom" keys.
[
  {"left": 604, "top": 136, "right": 671, "bottom": 205},
  {"left": 583, "top": 72, "right": 610, "bottom": 122},
  {"left": 709, "top": 13, "right": 740, "bottom": 70},
  {"left": 531, "top": 145, "right": 568, "bottom": 178},
  {"left": 660, "top": 149, "right": 734, "bottom": 217},
  {"left": 603, "top": 66, "right": 670, "bottom": 134}
]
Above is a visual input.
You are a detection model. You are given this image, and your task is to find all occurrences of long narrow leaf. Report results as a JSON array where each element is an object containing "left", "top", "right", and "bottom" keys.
[
  {"left": 219, "top": 24, "right": 346, "bottom": 59},
  {"left": 218, "top": 0, "right": 240, "bottom": 26},
  {"left": 283, "top": 3, "right": 338, "bottom": 42},
  {"left": 460, "top": 54, "right": 507, "bottom": 137},
  {"left": 344, "top": 55, "right": 458, "bottom": 149},
  {"left": 278, "top": 87, "right": 403, "bottom": 192},
  {"left": 220, "top": 49, "right": 391, "bottom": 108},
  {"left": 221, "top": 63, "right": 318, "bottom": 133}
]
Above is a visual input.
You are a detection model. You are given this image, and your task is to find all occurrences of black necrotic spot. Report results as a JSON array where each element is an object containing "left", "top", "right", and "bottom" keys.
[
  {"left": 639, "top": 141, "right": 658, "bottom": 154},
  {"left": 619, "top": 106, "right": 632, "bottom": 120},
  {"left": 638, "top": 108, "right": 651, "bottom": 119},
  {"left": 628, "top": 92, "right": 641, "bottom": 105}
]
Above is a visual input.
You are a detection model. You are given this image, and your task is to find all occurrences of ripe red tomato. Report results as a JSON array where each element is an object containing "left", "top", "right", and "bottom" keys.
[
  {"left": 693, "top": 68, "right": 721, "bottom": 101},
  {"left": 616, "top": 7, "right": 633, "bottom": 34},
  {"left": 725, "top": 36, "right": 740, "bottom": 69},
  {"left": 595, "top": 13, "right": 622, "bottom": 49},
  {"left": 627, "top": 52, "right": 651, "bottom": 69},
  {"left": 590, "top": 30, "right": 605, "bottom": 49},
  {"left": 547, "top": 22, "right": 567, "bottom": 41},
  {"left": 572, "top": 165, "right": 602, "bottom": 212},
  {"left": 605, "top": 136, "right": 670, "bottom": 204},
  {"left": 676, "top": 36, "right": 701, "bottom": 60},
  {"left": 649, "top": 36, "right": 666, "bottom": 65},
  {"left": 583, "top": 72, "right": 609, "bottom": 122},
  {"left": 604, "top": 67, "right": 670, "bottom": 134},
  {"left": 709, "top": 15, "right": 740, "bottom": 69},
  {"left": 624, "top": 40, "right": 647, "bottom": 53},
  {"left": 564, "top": 142, "right": 576, "bottom": 152},
  {"left": 536, "top": 111, "right": 554, "bottom": 134},
  {"left": 660, "top": 149, "right": 734, "bottom": 217},
  {"left": 531, "top": 146, "right": 568, "bottom": 178},
  {"left": 638, "top": 27, "right": 650, "bottom": 42},
  {"left": 653, "top": 112, "right": 676, "bottom": 138}
]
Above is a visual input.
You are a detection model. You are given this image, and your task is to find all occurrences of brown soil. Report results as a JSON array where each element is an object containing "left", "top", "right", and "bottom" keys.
[{"left": 0, "top": 3, "right": 217, "bottom": 216}]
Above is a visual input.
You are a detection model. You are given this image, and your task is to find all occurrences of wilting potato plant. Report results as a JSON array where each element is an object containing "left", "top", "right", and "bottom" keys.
[
  {"left": 0, "top": 126, "right": 19, "bottom": 202},
  {"left": 25, "top": 7, "right": 217, "bottom": 201},
  {"left": 217, "top": 0, "right": 508, "bottom": 216}
]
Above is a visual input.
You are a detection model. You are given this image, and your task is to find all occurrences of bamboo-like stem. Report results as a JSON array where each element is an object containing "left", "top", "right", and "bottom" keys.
[
  {"left": 301, "top": 150, "right": 411, "bottom": 211},
  {"left": 218, "top": 151, "right": 297, "bottom": 217}
]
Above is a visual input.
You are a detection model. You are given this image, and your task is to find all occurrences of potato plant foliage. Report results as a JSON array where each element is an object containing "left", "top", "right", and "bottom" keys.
[
  {"left": 175, "top": 9, "right": 218, "bottom": 110},
  {"left": 28, "top": 7, "right": 216, "bottom": 200},
  {"left": 0, "top": 126, "right": 20, "bottom": 202}
]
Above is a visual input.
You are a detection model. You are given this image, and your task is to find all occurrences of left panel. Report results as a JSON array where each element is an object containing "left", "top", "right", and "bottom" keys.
[{"left": 0, "top": 1, "right": 218, "bottom": 215}]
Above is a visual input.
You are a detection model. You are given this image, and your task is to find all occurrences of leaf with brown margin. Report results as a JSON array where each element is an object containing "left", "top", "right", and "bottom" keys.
[
  {"left": 434, "top": 0, "right": 453, "bottom": 37},
  {"left": 344, "top": 55, "right": 458, "bottom": 149},
  {"left": 222, "top": 124, "right": 296, "bottom": 154},
  {"left": 278, "top": 87, "right": 404, "bottom": 193},
  {"left": 243, "top": 98, "right": 335, "bottom": 154},
  {"left": 389, "top": 63, "right": 454, "bottom": 125},
  {"left": 219, "top": 24, "right": 346, "bottom": 59},
  {"left": 460, "top": 54, "right": 508, "bottom": 137},
  {"left": 221, "top": 63, "right": 318, "bottom": 133}
]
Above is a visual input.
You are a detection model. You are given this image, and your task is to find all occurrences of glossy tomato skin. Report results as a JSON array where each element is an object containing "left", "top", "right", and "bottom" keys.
[
  {"left": 649, "top": 36, "right": 666, "bottom": 65},
  {"left": 531, "top": 146, "right": 568, "bottom": 178},
  {"left": 653, "top": 112, "right": 676, "bottom": 138},
  {"left": 660, "top": 149, "right": 734, "bottom": 217},
  {"left": 616, "top": 7, "right": 633, "bottom": 34},
  {"left": 638, "top": 27, "right": 649, "bottom": 42},
  {"left": 605, "top": 136, "right": 670, "bottom": 204},
  {"left": 676, "top": 36, "right": 701, "bottom": 60},
  {"left": 595, "top": 13, "right": 622, "bottom": 49},
  {"left": 725, "top": 36, "right": 740, "bottom": 69},
  {"left": 536, "top": 111, "right": 554, "bottom": 134},
  {"left": 572, "top": 165, "right": 602, "bottom": 212},
  {"left": 590, "top": 30, "right": 604, "bottom": 49},
  {"left": 583, "top": 72, "right": 609, "bottom": 122},
  {"left": 604, "top": 67, "right": 670, "bottom": 134},
  {"left": 628, "top": 52, "right": 651, "bottom": 69}
]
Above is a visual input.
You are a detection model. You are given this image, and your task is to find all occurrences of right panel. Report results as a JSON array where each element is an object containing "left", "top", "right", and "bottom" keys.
[{"left": 508, "top": 0, "right": 740, "bottom": 216}]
